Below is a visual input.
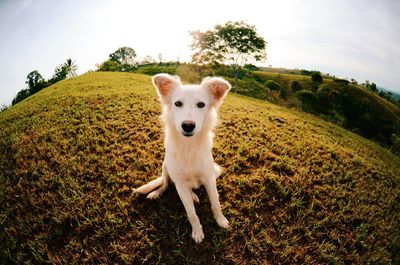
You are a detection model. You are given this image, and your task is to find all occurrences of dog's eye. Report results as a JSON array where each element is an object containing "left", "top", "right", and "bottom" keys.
[
  {"left": 197, "top": 102, "right": 205, "bottom": 108},
  {"left": 175, "top": 101, "right": 183, "bottom": 107}
]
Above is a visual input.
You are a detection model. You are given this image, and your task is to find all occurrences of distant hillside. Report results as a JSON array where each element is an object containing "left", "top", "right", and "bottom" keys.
[
  {"left": 1, "top": 72, "right": 399, "bottom": 264},
  {"left": 379, "top": 86, "right": 400, "bottom": 101},
  {"left": 252, "top": 71, "right": 400, "bottom": 138},
  {"left": 135, "top": 63, "right": 400, "bottom": 152}
]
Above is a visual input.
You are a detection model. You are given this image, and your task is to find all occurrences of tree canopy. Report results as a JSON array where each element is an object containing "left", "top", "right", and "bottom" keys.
[
  {"left": 26, "top": 71, "right": 44, "bottom": 90},
  {"left": 51, "top": 58, "right": 78, "bottom": 83},
  {"left": 190, "top": 21, "right": 267, "bottom": 68},
  {"left": 109, "top": 47, "right": 137, "bottom": 65}
]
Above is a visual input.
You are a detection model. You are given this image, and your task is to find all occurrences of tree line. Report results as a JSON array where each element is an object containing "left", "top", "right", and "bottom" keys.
[{"left": 12, "top": 59, "right": 78, "bottom": 105}]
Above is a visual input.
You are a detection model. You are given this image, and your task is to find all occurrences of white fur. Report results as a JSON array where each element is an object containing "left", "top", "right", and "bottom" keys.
[{"left": 134, "top": 73, "right": 231, "bottom": 243}]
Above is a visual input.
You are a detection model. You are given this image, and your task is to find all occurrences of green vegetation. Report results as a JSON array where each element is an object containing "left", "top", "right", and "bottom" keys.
[
  {"left": 97, "top": 47, "right": 138, "bottom": 72},
  {"left": 311, "top": 71, "right": 323, "bottom": 83},
  {"left": 1, "top": 72, "right": 399, "bottom": 264},
  {"left": 12, "top": 59, "right": 77, "bottom": 106},
  {"left": 244, "top": 71, "right": 400, "bottom": 152}
]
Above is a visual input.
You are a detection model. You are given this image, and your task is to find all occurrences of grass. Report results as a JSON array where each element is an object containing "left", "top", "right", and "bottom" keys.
[{"left": 1, "top": 72, "right": 400, "bottom": 264}]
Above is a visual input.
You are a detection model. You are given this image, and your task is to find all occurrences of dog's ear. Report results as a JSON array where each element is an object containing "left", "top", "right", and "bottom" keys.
[
  {"left": 152, "top": 74, "right": 181, "bottom": 103},
  {"left": 201, "top": 77, "right": 231, "bottom": 106}
]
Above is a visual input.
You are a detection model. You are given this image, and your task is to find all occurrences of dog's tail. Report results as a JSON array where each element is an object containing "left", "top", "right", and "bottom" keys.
[{"left": 134, "top": 177, "right": 163, "bottom": 194}]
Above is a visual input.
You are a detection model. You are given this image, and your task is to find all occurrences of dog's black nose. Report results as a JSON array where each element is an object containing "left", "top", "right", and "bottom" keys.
[{"left": 182, "top": 121, "right": 196, "bottom": 133}]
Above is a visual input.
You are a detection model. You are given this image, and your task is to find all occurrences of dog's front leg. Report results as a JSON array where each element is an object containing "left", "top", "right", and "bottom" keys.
[
  {"left": 204, "top": 177, "right": 229, "bottom": 228},
  {"left": 175, "top": 183, "right": 204, "bottom": 243}
]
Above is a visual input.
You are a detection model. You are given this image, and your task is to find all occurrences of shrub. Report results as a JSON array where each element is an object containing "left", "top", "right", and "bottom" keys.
[
  {"left": 333, "top": 78, "right": 350, "bottom": 86},
  {"left": 97, "top": 60, "right": 122, "bottom": 72},
  {"left": 297, "top": 90, "right": 318, "bottom": 112},
  {"left": 311, "top": 72, "right": 323, "bottom": 83},
  {"left": 97, "top": 60, "right": 138, "bottom": 73},
  {"left": 301, "top": 69, "right": 313, "bottom": 76},
  {"left": 225, "top": 77, "right": 269, "bottom": 100},
  {"left": 244, "top": 64, "right": 259, "bottom": 71},
  {"left": 12, "top": 89, "right": 30, "bottom": 105},
  {"left": 290, "top": 80, "right": 302, "bottom": 92},
  {"left": 137, "top": 65, "right": 176, "bottom": 75},
  {"left": 120, "top": 64, "right": 138, "bottom": 72},
  {"left": 266, "top": 80, "right": 281, "bottom": 91},
  {"left": 317, "top": 84, "right": 332, "bottom": 99}
]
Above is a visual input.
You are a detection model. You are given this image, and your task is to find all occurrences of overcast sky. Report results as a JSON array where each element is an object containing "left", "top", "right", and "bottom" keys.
[{"left": 1, "top": 0, "right": 399, "bottom": 106}]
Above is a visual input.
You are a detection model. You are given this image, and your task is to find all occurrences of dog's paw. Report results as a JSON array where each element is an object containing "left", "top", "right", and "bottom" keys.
[
  {"left": 191, "top": 192, "right": 200, "bottom": 204},
  {"left": 216, "top": 215, "right": 229, "bottom": 229},
  {"left": 146, "top": 190, "right": 161, "bottom": 200},
  {"left": 191, "top": 226, "right": 204, "bottom": 243}
]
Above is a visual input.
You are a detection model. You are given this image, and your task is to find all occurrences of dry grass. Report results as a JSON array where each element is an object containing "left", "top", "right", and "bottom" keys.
[{"left": 0, "top": 72, "right": 399, "bottom": 264}]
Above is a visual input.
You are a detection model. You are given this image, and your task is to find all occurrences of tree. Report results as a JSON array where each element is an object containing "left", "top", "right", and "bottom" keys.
[
  {"left": 26, "top": 70, "right": 48, "bottom": 94},
  {"left": 51, "top": 58, "right": 78, "bottom": 83},
  {"left": 158, "top": 53, "right": 163, "bottom": 64},
  {"left": 371, "top": 82, "right": 377, "bottom": 92},
  {"left": 141, "top": 55, "right": 156, "bottom": 64},
  {"left": 26, "top": 70, "right": 44, "bottom": 90},
  {"left": 12, "top": 89, "right": 30, "bottom": 105},
  {"left": 51, "top": 64, "right": 68, "bottom": 83},
  {"left": 64, "top": 58, "right": 78, "bottom": 78},
  {"left": 109, "top": 47, "right": 137, "bottom": 65},
  {"left": 363, "top": 80, "right": 371, "bottom": 89},
  {"left": 190, "top": 21, "right": 267, "bottom": 89}
]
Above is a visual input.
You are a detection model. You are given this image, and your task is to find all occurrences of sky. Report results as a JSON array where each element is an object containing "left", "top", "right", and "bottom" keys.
[{"left": 0, "top": 0, "right": 399, "bottom": 106}]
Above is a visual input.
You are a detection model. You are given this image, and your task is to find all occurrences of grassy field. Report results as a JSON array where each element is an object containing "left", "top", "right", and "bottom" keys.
[{"left": 1, "top": 72, "right": 400, "bottom": 264}]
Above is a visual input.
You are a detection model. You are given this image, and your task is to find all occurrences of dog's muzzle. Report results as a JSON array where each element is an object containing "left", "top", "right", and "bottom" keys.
[{"left": 182, "top": 121, "right": 195, "bottom": 137}]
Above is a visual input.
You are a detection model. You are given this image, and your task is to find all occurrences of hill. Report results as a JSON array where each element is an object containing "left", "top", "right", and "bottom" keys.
[{"left": 1, "top": 72, "right": 399, "bottom": 264}]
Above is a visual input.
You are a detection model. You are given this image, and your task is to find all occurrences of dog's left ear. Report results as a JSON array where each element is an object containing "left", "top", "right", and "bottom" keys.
[{"left": 201, "top": 77, "right": 231, "bottom": 106}]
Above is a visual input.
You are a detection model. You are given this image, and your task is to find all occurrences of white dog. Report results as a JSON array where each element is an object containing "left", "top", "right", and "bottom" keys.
[{"left": 134, "top": 73, "right": 231, "bottom": 243}]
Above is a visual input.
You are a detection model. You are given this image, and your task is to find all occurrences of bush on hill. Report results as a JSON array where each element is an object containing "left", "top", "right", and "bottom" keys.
[
  {"left": 97, "top": 60, "right": 138, "bottom": 72},
  {"left": 311, "top": 71, "right": 323, "bottom": 83},
  {"left": 137, "top": 64, "right": 176, "bottom": 75},
  {"left": 290, "top": 80, "right": 302, "bottom": 92},
  {"left": 12, "top": 89, "right": 30, "bottom": 105},
  {"left": 297, "top": 90, "right": 318, "bottom": 112},
  {"left": 266, "top": 80, "right": 281, "bottom": 91}
]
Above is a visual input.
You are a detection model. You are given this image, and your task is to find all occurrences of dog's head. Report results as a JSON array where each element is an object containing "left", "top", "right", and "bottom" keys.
[{"left": 152, "top": 73, "right": 231, "bottom": 137}]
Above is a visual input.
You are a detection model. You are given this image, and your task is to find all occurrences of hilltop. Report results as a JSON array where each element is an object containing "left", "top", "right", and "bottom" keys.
[{"left": 1, "top": 72, "right": 399, "bottom": 264}]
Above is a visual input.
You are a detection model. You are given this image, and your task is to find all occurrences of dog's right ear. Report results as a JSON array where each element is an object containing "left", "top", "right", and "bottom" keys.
[{"left": 152, "top": 73, "right": 181, "bottom": 104}]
